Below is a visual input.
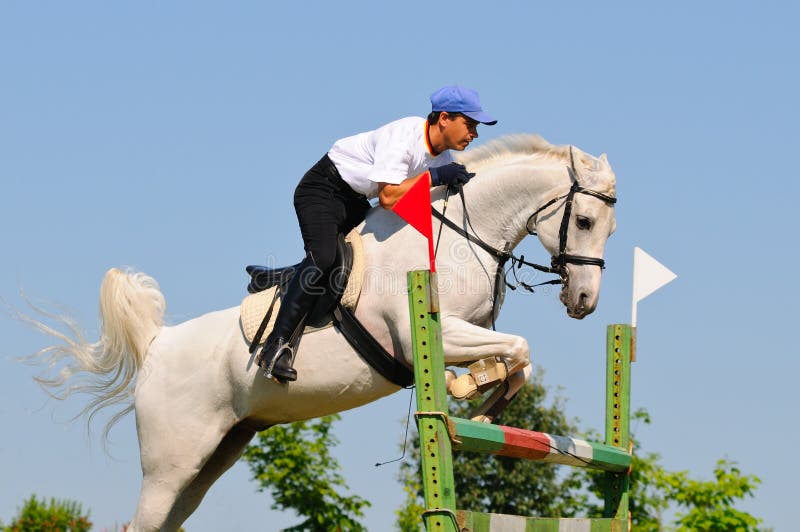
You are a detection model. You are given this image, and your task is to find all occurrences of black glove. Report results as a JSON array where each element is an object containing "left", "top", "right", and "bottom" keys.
[{"left": 429, "top": 162, "right": 475, "bottom": 187}]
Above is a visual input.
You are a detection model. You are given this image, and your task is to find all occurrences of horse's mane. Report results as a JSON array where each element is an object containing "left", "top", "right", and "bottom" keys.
[
  {"left": 456, "top": 134, "right": 615, "bottom": 194},
  {"left": 456, "top": 134, "right": 572, "bottom": 171}
]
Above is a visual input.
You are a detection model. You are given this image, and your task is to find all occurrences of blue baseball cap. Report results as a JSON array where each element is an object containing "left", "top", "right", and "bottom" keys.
[{"left": 430, "top": 85, "right": 497, "bottom": 125}]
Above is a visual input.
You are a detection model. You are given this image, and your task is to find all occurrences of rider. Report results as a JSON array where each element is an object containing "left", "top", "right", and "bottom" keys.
[{"left": 258, "top": 85, "right": 498, "bottom": 383}]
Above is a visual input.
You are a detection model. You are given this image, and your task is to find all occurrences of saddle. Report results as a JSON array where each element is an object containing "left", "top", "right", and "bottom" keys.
[
  {"left": 243, "top": 231, "right": 363, "bottom": 334},
  {"left": 242, "top": 230, "right": 414, "bottom": 387}
]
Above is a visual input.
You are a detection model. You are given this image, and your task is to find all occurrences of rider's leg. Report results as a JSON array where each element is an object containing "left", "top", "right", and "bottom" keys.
[
  {"left": 258, "top": 156, "right": 348, "bottom": 382},
  {"left": 258, "top": 252, "right": 324, "bottom": 382}
]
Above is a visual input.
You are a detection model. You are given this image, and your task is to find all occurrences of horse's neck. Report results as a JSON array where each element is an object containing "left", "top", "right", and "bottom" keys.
[{"left": 446, "top": 159, "right": 568, "bottom": 252}]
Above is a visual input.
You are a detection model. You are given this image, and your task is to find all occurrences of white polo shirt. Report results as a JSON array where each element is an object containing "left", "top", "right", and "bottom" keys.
[{"left": 327, "top": 116, "right": 454, "bottom": 199}]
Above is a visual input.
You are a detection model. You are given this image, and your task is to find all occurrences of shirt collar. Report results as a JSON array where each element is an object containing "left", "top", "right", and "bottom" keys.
[{"left": 424, "top": 121, "right": 440, "bottom": 157}]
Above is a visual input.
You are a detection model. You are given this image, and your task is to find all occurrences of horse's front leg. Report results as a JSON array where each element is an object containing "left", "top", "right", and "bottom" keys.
[
  {"left": 440, "top": 317, "right": 532, "bottom": 422},
  {"left": 440, "top": 316, "right": 530, "bottom": 373},
  {"left": 468, "top": 364, "right": 533, "bottom": 423}
]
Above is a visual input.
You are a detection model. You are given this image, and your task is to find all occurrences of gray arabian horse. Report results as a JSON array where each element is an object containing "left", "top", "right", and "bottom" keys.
[{"left": 26, "top": 134, "right": 616, "bottom": 531}]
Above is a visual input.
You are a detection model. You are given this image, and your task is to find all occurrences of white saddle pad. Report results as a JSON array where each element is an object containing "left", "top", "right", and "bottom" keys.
[{"left": 240, "top": 228, "right": 365, "bottom": 345}]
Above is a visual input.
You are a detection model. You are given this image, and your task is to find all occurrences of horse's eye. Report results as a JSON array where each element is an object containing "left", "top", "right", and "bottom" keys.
[{"left": 576, "top": 216, "right": 593, "bottom": 231}]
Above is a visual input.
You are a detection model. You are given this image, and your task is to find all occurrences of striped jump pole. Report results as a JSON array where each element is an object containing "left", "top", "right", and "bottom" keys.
[
  {"left": 447, "top": 417, "right": 630, "bottom": 473},
  {"left": 408, "top": 269, "right": 633, "bottom": 531}
]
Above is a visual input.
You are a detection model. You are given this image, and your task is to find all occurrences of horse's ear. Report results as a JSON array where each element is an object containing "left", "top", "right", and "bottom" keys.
[
  {"left": 600, "top": 153, "right": 609, "bottom": 164},
  {"left": 569, "top": 146, "right": 588, "bottom": 181}
]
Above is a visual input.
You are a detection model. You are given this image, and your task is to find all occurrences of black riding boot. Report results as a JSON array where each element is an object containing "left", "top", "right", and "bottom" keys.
[{"left": 257, "top": 254, "right": 323, "bottom": 383}]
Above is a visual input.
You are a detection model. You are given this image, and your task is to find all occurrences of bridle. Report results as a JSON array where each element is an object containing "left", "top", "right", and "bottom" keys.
[
  {"left": 431, "top": 147, "right": 617, "bottom": 328},
  {"left": 524, "top": 148, "right": 617, "bottom": 277}
]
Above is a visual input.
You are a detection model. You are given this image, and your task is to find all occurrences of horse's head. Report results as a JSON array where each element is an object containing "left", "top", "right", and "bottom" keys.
[
  {"left": 527, "top": 147, "right": 617, "bottom": 319},
  {"left": 452, "top": 135, "right": 617, "bottom": 320}
]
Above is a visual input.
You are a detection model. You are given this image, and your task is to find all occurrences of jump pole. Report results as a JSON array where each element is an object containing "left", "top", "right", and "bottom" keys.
[
  {"left": 408, "top": 270, "right": 458, "bottom": 530},
  {"left": 407, "top": 269, "right": 633, "bottom": 531}
]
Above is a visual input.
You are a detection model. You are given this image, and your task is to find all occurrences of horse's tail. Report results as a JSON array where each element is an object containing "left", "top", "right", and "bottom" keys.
[
  {"left": 22, "top": 267, "right": 165, "bottom": 441},
  {"left": 98, "top": 267, "right": 165, "bottom": 375}
]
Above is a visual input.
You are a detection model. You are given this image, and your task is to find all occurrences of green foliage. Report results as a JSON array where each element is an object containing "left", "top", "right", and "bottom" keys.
[
  {"left": 580, "top": 409, "right": 764, "bottom": 531},
  {"left": 3, "top": 494, "right": 91, "bottom": 532},
  {"left": 448, "top": 373, "right": 586, "bottom": 516},
  {"left": 397, "top": 367, "right": 587, "bottom": 527},
  {"left": 395, "top": 473, "right": 424, "bottom": 532},
  {"left": 580, "top": 409, "right": 669, "bottom": 530},
  {"left": 661, "top": 459, "right": 762, "bottom": 531},
  {"left": 625, "top": 448, "right": 670, "bottom": 531},
  {"left": 242, "top": 414, "right": 370, "bottom": 532}
]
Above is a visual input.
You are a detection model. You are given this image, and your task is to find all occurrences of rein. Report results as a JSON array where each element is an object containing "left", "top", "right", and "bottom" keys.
[
  {"left": 434, "top": 196, "right": 554, "bottom": 330},
  {"left": 431, "top": 147, "right": 617, "bottom": 328},
  {"left": 432, "top": 193, "right": 560, "bottom": 330}
]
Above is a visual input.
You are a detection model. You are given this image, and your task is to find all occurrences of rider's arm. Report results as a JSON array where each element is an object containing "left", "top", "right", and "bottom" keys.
[{"left": 377, "top": 172, "right": 432, "bottom": 209}]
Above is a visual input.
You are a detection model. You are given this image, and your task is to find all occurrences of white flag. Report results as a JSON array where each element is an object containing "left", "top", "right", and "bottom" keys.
[{"left": 632, "top": 247, "right": 676, "bottom": 326}]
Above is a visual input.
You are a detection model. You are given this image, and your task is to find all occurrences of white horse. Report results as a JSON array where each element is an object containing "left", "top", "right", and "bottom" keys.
[{"left": 27, "top": 134, "right": 616, "bottom": 531}]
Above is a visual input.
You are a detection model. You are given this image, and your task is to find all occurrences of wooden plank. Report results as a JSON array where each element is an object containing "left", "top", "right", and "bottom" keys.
[{"left": 449, "top": 417, "right": 631, "bottom": 473}]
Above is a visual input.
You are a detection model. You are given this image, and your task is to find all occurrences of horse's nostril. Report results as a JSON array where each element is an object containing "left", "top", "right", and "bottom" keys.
[{"left": 579, "top": 292, "right": 589, "bottom": 308}]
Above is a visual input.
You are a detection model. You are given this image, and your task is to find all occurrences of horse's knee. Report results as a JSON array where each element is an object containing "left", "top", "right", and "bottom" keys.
[{"left": 507, "top": 336, "right": 530, "bottom": 372}]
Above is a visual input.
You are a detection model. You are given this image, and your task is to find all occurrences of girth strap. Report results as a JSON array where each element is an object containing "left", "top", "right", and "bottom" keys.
[{"left": 333, "top": 304, "right": 415, "bottom": 388}]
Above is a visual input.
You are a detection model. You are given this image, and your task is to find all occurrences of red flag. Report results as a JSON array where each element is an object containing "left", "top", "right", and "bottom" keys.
[{"left": 391, "top": 172, "right": 436, "bottom": 272}]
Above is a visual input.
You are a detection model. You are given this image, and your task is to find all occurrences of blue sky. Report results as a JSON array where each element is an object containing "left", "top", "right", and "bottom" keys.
[{"left": 1, "top": 2, "right": 797, "bottom": 530}]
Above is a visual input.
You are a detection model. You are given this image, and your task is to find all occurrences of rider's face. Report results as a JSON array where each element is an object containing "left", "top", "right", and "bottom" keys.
[{"left": 441, "top": 113, "right": 480, "bottom": 151}]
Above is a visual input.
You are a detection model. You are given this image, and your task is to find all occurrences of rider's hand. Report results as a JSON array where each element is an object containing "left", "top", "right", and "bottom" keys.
[{"left": 429, "top": 163, "right": 475, "bottom": 187}]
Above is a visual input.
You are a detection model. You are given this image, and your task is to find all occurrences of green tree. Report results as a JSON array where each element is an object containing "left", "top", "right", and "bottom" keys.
[
  {"left": 661, "top": 459, "right": 762, "bottom": 531},
  {"left": 579, "top": 409, "right": 669, "bottom": 530},
  {"left": 3, "top": 494, "right": 91, "bottom": 532},
  {"left": 242, "top": 414, "right": 371, "bottom": 531},
  {"left": 397, "top": 367, "right": 587, "bottom": 530},
  {"left": 580, "top": 410, "right": 764, "bottom": 531},
  {"left": 395, "top": 473, "right": 425, "bottom": 532}
]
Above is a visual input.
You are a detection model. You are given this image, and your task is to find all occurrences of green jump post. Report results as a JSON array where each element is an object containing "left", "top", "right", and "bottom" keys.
[
  {"left": 408, "top": 270, "right": 458, "bottom": 531},
  {"left": 604, "top": 324, "right": 633, "bottom": 522}
]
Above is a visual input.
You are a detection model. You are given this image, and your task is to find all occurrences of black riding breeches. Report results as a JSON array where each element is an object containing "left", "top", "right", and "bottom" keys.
[{"left": 293, "top": 154, "right": 370, "bottom": 274}]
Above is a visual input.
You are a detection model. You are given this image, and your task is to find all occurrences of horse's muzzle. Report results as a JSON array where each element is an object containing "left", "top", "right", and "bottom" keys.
[{"left": 561, "top": 285, "right": 596, "bottom": 320}]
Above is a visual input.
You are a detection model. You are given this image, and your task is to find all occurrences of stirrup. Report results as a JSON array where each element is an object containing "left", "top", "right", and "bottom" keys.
[{"left": 262, "top": 341, "right": 295, "bottom": 382}]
